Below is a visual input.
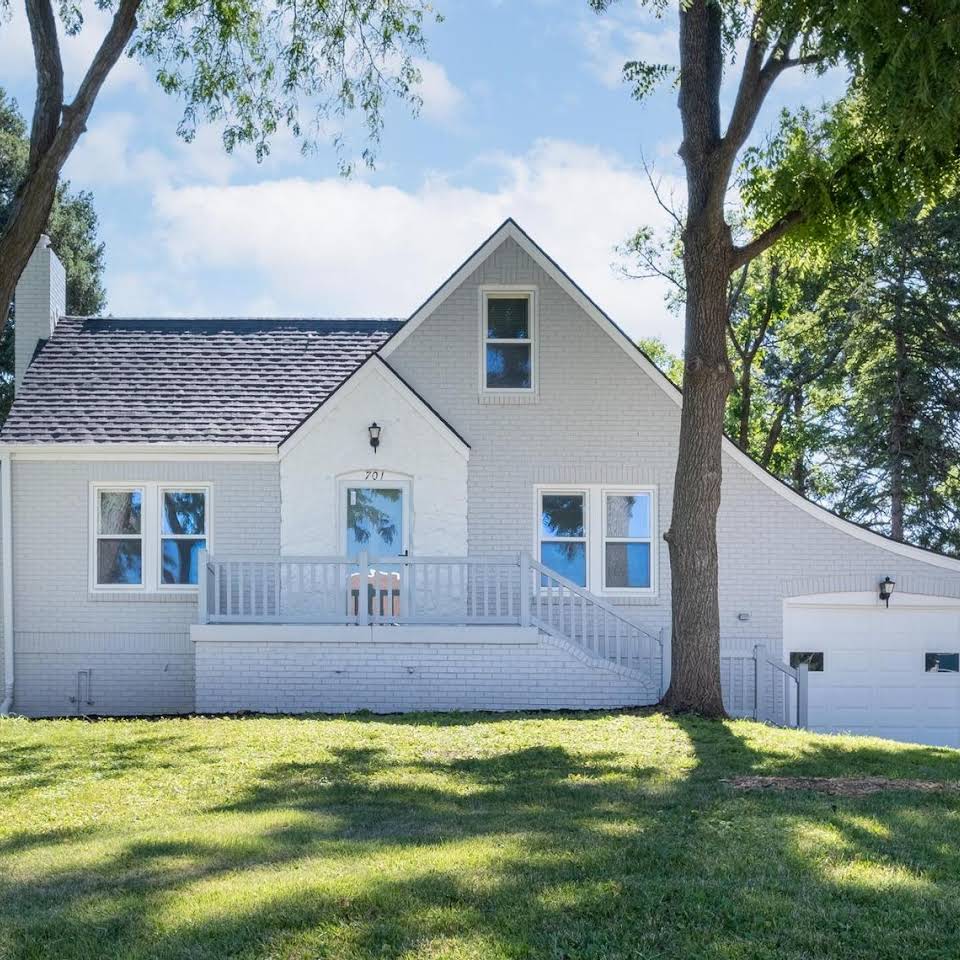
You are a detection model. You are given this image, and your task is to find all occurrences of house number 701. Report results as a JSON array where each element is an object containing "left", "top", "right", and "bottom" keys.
[{"left": 365, "top": 470, "right": 385, "bottom": 480}]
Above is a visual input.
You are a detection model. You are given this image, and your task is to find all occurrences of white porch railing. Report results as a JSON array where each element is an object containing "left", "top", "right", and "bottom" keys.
[
  {"left": 529, "top": 558, "right": 663, "bottom": 689},
  {"left": 199, "top": 551, "right": 664, "bottom": 691},
  {"left": 200, "top": 552, "right": 525, "bottom": 626},
  {"left": 754, "top": 645, "right": 809, "bottom": 728}
]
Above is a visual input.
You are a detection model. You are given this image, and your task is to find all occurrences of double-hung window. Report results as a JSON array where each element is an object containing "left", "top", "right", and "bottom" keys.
[
  {"left": 539, "top": 491, "right": 588, "bottom": 587},
  {"left": 160, "top": 490, "right": 208, "bottom": 585},
  {"left": 481, "top": 287, "right": 537, "bottom": 394},
  {"left": 92, "top": 483, "right": 211, "bottom": 591},
  {"left": 96, "top": 488, "right": 144, "bottom": 587},
  {"left": 536, "top": 485, "right": 657, "bottom": 596},
  {"left": 603, "top": 492, "right": 653, "bottom": 591}
]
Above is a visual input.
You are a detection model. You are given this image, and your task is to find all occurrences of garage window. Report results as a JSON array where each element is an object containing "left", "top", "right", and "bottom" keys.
[
  {"left": 789, "top": 651, "right": 824, "bottom": 672},
  {"left": 925, "top": 653, "right": 960, "bottom": 673}
]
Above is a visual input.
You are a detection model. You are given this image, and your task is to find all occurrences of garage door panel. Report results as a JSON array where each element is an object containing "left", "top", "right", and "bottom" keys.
[
  {"left": 785, "top": 593, "right": 960, "bottom": 747},
  {"left": 918, "top": 685, "right": 960, "bottom": 709}
]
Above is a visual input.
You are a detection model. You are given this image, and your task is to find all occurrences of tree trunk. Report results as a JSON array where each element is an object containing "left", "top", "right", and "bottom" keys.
[
  {"left": 737, "top": 369, "right": 752, "bottom": 450},
  {"left": 661, "top": 0, "right": 730, "bottom": 717},
  {"left": 663, "top": 229, "right": 732, "bottom": 716},
  {"left": 791, "top": 389, "right": 806, "bottom": 495},
  {"left": 0, "top": 159, "right": 60, "bottom": 327},
  {"left": 889, "top": 311, "right": 908, "bottom": 541}
]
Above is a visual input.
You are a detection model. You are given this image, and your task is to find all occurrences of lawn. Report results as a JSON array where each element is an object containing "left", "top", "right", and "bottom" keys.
[{"left": 1, "top": 711, "right": 959, "bottom": 960}]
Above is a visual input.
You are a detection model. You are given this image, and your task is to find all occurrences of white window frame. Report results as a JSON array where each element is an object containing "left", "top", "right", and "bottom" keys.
[
  {"left": 534, "top": 483, "right": 658, "bottom": 597},
  {"left": 91, "top": 483, "right": 145, "bottom": 591},
  {"left": 157, "top": 485, "right": 213, "bottom": 591},
  {"left": 479, "top": 285, "right": 538, "bottom": 396},
  {"left": 537, "top": 487, "right": 590, "bottom": 589},
  {"left": 89, "top": 482, "right": 213, "bottom": 593},
  {"left": 337, "top": 473, "right": 412, "bottom": 558},
  {"left": 601, "top": 486, "right": 657, "bottom": 596}
]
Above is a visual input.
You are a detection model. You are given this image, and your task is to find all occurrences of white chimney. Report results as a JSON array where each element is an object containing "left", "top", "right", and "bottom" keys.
[{"left": 15, "top": 235, "right": 65, "bottom": 391}]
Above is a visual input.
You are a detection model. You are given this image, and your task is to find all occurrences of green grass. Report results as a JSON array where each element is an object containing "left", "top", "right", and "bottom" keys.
[{"left": 1, "top": 711, "right": 959, "bottom": 960}]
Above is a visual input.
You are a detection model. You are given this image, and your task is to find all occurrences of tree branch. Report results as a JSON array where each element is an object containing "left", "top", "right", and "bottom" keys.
[
  {"left": 727, "top": 263, "right": 749, "bottom": 320},
  {"left": 721, "top": 12, "right": 769, "bottom": 171},
  {"left": 24, "top": 0, "right": 64, "bottom": 170},
  {"left": 747, "top": 261, "right": 780, "bottom": 359},
  {"left": 0, "top": 0, "right": 141, "bottom": 329},
  {"left": 65, "top": 0, "right": 141, "bottom": 128},
  {"left": 718, "top": 26, "right": 825, "bottom": 192},
  {"left": 731, "top": 209, "right": 805, "bottom": 269}
]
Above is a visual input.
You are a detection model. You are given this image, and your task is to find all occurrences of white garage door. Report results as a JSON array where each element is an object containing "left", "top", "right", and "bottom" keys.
[{"left": 784, "top": 592, "right": 960, "bottom": 747}]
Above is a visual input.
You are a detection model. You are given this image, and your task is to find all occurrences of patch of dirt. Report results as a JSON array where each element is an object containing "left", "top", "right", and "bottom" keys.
[{"left": 723, "top": 776, "right": 958, "bottom": 797}]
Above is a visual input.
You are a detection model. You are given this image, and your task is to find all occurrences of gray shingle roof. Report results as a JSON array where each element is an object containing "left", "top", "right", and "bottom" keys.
[{"left": 1, "top": 316, "right": 404, "bottom": 444}]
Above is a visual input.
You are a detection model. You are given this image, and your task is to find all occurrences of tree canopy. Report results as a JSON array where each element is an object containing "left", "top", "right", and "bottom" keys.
[
  {"left": 0, "top": 0, "right": 438, "bottom": 330},
  {"left": 595, "top": 0, "right": 960, "bottom": 715}
]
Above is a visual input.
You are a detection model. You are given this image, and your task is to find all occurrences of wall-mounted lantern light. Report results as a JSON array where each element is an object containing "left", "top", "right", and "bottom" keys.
[
  {"left": 368, "top": 421, "right": 382, "bottom": 453},
  {"left": 879, "top": 576, "right": 896, "bottom": 608}
]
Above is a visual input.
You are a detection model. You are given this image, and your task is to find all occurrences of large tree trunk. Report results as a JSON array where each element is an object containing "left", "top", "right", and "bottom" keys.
[
  {"left": 663, "top": 228, "right": 732, "bottom": 716},
  {"left": 661, "top": 0, "right": 730, "bottom": 717}
]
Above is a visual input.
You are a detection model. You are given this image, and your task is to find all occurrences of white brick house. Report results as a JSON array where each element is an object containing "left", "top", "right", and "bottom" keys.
[{"left": 3, "top": 222, "right": 960, "bottom": 745}]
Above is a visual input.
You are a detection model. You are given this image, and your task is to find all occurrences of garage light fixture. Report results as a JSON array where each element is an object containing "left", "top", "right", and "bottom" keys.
[
  {"left": 879, "top": 576, "right": 896, "bottom": 607},
  {"left": 368, "top": 422, "right": 381, "bottom": 453}
]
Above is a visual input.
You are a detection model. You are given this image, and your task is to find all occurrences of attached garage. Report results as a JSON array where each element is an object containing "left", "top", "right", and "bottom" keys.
[{"left": 784, "top": 592, "right": 960, "bottom": 747}]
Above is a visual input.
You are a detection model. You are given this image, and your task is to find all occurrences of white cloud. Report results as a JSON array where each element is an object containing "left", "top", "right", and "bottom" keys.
[
  {"left": 65, "top": 110, "right": 238, "bottom": 189},
  {"left": 122, "top": 139, "right": 683, "bottom": 347},
  {"left": 0, "top": 2, "right": 148, "bottom": 98},
  {"left": 413, "top": 59, "right": 465, "bottom": 125},
  {"left": 580, "top": 10, "right": 678, "bottom": 91}
]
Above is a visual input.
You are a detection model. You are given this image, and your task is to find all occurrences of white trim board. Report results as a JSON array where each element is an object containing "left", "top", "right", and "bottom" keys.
[
  {"left": 383, "top": 217, "right": 960, "bottom": 575},
  {"left": 1, "top": 442, "right": 278, "bottom": 462},
  {"left": 785, "top": 592, "right": 960, "bottom": 609}
]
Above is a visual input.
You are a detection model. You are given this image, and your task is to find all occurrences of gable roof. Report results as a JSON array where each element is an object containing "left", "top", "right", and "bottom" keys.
[
  {"left": 380, "top": 218, "right": 681, "bottom": 408},
  {"left": 0, "top": 316, "right": 402, "bottom": 444},
  {"left": 279, "top": 354, "right": 470, "bottom": 457},
  {"left": 384, "top": 218, "right": 960, "bottom": 573},
  {"left": 4, "top": 219, "right": 959, "bottom": 572}
]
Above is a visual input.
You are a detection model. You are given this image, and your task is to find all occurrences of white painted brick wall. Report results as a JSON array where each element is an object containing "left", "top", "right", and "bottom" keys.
[
  {"left": 14, "top": 237, "right": 65, "bottom": 391},
  {"left": 389, "top": 237, "right": 960, "bottom": 653},
  {"left": 195, "top": 633, "right": 657, "bottom": 714},
  {"left": 9, "top": 460, "right": 279, "bottom": 714},
  {"left": 10, "top": 234, "right": 960, "bottom": 718}
]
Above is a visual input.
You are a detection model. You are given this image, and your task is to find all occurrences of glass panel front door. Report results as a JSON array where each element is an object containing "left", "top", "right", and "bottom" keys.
[{"left": 346, "top": 486, "right": 405, "bottom": 619}]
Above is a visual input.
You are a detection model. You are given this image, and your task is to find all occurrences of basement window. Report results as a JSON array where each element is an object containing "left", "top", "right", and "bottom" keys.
[
  {"left": 925, "top": 653, "right": 960, "bottom": 673},
  {"left": 789, "top": 651, "right": 824, "bottom": 672}
]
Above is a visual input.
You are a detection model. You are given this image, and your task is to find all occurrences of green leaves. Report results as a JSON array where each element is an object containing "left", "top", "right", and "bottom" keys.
[
  {"left": 623, "top": 60, "right": 675, "bottom": 102},
  {"left": 131, "top": 0, "right": 438, "bottom": 168}
]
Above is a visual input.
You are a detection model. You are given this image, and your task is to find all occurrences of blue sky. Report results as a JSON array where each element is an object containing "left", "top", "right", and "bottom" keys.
[{"left": 1, "top": 0, "right": 843, "bottom": 349}]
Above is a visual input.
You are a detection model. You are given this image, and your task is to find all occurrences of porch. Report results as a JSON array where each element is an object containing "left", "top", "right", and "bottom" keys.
[
  {"left": 198, "top": 551, "right": 663, "bottom": 673},
  {"left": 194, "top": 553, "right": 806, "bottom": 725}
]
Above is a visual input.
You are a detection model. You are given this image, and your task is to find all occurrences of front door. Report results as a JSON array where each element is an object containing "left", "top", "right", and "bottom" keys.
[{"left": 345, "top": 484, "right": 408, "bottom": 620}]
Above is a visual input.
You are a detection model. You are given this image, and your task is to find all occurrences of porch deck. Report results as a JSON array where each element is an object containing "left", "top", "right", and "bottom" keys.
[{"left": 199, "top": 551, "right": 664, "bottom": 681}]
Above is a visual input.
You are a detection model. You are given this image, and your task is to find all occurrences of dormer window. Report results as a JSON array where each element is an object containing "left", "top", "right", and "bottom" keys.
[{"left": 480, "top": 287, "right": 537, "bottom": 395}]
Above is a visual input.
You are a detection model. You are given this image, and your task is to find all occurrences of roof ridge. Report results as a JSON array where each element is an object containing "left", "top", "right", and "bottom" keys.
[{"left": 66, "top": 315, "right": 405, "bottom": 323}]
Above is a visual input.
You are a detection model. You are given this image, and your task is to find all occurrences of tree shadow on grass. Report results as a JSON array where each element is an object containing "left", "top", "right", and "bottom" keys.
[
  {"left": 0, "top": 732, "right": 218, "bottom": 799},
  {"left": 1, "top": 715, "right": 959, "bottom": 959}
]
